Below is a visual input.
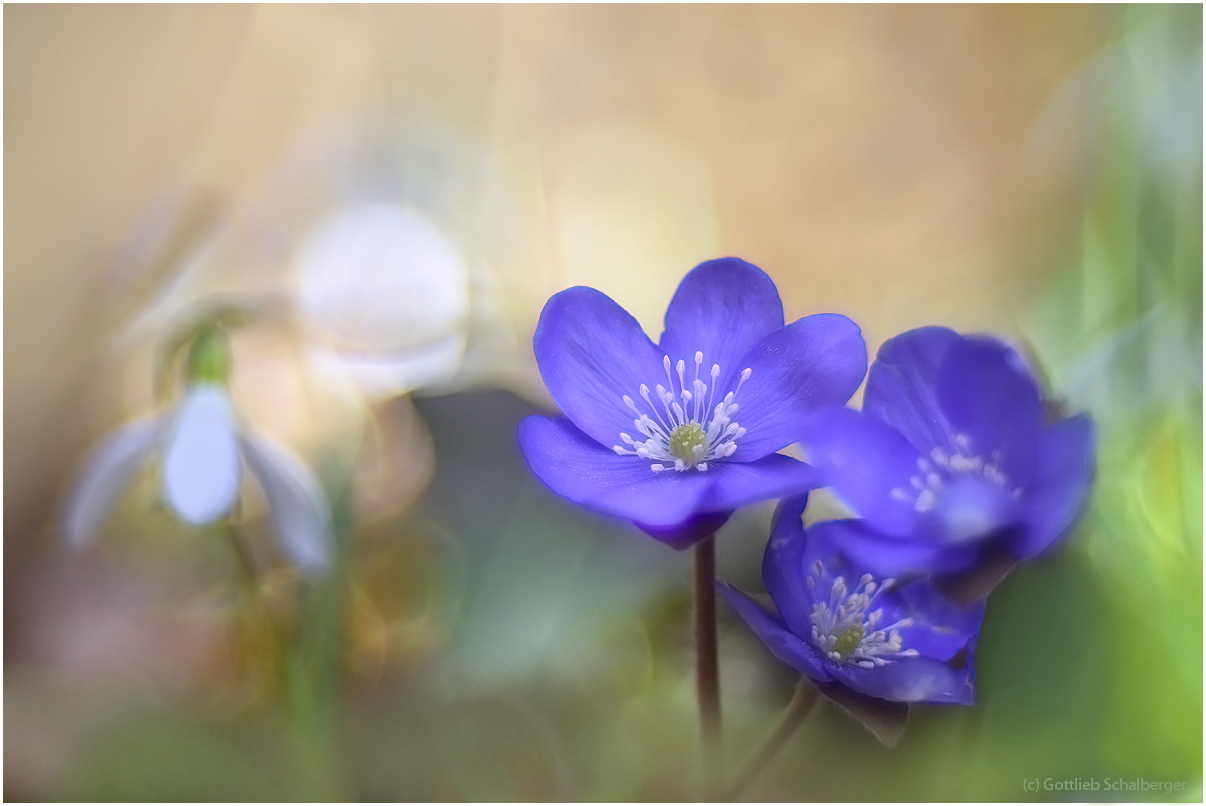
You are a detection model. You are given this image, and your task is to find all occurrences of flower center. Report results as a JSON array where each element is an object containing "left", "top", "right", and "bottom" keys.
[
  {"left": 833, "top": 623, "right": 865, "bottom": 658},
  {"left": 807, "top": 563, "right": 918, "bottom": 668},
  {"left": 669, "top": 422, "right": 708, "bottom": 462},
  {"left": 611, "top": 352, "right": 751, "bottom": 472},
  {"left": 890, "top": 432, "right": 1022, "bottom": 514}
]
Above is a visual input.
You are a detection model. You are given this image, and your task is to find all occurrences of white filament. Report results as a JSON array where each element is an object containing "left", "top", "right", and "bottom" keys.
[
  {"left": 808, "top": 563, "right": 919, "bottom": 669},
  {"left": 889, "top": 432, "right": 1022, "bottom": 513},
  {"left": 611, "top": 351, "right": 751, "bottom": 472}
]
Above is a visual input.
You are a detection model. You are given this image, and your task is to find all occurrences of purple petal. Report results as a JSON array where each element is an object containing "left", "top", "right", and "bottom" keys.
[
  {"left": 809, "top": 516, "right": 1019, "bottom": 596},
  {"left": 803, "top": 518, "right": 958, "bottom": 579},
  {"left": 761, "top": 495, "right": 814, "bottom": 637},
  {"left": 696, "top": 454, "right": 823, "bottom": 514},
  {"left": 517, "top": 415, "right": 711, "bottom": 527},
  {"left": 892, "top": 581, "right": 986, "bottom": 660},
  {"left": 936, "top": 336, "right": 1042, "bottom": 486},
  {"left": 730, "top": 314, "right": 868, "bottom": 461},
  {"left": 828, "top": 653, "right": 976, "bottom": 705},
  {"left": 657, "top": 258, "right": 784, "bottom": 393},
  {"left": 717, "top": 581, "right": 834, "bottom": 683},
  {"left": 863, "top": 326, "right": 962, "bottom": 453},
  {"left": 798, "top": 407, "right": 922, "bottom": 536},
  {"left": 635, "top": 511, "right": 732, "bottom": 550},
  {"left": 532, "top": 286, "right": 667, "bottom": 449},
  {"left": 770, "top": 493, "right": 811, "bottom": 538},
  {"left": 1011, "top": 414, "right": 1095, "bottom": 558},
  {"left": 520, "top": 415, "right": 822, "bottom": 534}
]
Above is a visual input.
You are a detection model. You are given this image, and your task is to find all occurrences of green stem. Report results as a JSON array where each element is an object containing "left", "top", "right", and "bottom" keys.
[
  {"left": 226, "top": 523, "right": 337, "bottom": 798},
  {"left": 725, "top": 678, "right": 819, "bottom": 802},
  {"left": 694, "top": 536, "right": 722, "bottom": 800},
  {"left": 224, "top": 523, "right": 287, "bottom": 699}
]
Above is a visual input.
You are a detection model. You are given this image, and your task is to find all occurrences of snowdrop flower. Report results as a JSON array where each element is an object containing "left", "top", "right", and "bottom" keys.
[{"left": 64, "top": 327, "right": 332, "bottom": 575}]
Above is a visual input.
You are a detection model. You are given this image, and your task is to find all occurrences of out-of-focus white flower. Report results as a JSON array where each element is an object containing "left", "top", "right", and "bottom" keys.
[
  {"left": 104, "top": 119, "right": 547, "bottom": 523},
  {"left": 295, "top": 201, "right": 473, "bottom": 397},
  {"left": 121, "top": 120, "right": 542, "bottom": 403},
  {"left": 64, "top": 328, "right": 332, "bottom": 576}
]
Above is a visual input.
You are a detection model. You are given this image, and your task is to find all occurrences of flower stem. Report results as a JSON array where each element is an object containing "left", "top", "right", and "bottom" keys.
[
  {"left": 224, "top": 522, "right": 259, "bottom": 589},
  {"left": 725, "top": 678, "right": 819, "bottom": 802},
  {"left": 694, "top": 536, "right": 722, "bottom": 799},
  {"left": 223, "top": 520, "right": 341, "bottom": 799},
  {"left": 224, "top": 523, "right": 283, "bottom": 668}
]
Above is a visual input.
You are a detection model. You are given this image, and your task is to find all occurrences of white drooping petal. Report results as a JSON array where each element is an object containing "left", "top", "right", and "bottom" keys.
[
  {"left": 162, "top": 385, "right": 243, "bottom": 526},
  {"left": 63, "top": 417, "right": 162, "bottom": 549},
  {"left": 239, "top": 431, "right": 332, "bottom": 576}
]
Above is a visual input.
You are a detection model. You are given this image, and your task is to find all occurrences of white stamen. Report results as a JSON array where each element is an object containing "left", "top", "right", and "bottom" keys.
[
  {"left": 949, "top": 454, "right": 983, "bottom": 473},
  {"left": 807, "top": 561, "right": 917, "bottom": 667},
  {"left": 895, "top": 432, "right": 1014, "bottom": 514},
  {"left": 617, "top": 352, "right": 752, "bottom": 473}
]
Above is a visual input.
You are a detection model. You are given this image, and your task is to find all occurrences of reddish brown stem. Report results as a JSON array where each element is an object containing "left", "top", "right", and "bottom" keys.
[{"left": 694, "top": 536, "right": 722, "bottom": 799}]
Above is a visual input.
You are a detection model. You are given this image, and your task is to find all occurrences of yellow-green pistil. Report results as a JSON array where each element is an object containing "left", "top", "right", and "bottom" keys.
[
  {"left": 668, "top": 422, "right": 708, "bottom": 463},
  {"left": 187, "top": 326, "right": 232, "bottom": 385},
  {"left": 833, "top": 623, "right": 865, "bottom": 658}
]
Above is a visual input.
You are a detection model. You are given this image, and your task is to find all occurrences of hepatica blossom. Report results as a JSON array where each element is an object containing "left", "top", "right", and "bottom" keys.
[
  {"left": 64, "top": 328, "right": 332, "bottom": 575},
  {"left": 719, "top": 497, "right": 983, "bottom": 743},
  {"left": 800, "top": 327, "right": 1095, "bottom": 598},
  {"left": 518, "top": 258, "right": 867, "bottom": 546}
]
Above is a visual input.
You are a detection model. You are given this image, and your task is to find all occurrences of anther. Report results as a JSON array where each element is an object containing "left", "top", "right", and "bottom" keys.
[{"left": 618, "top": 350, "right": 750, "bottom": 473}]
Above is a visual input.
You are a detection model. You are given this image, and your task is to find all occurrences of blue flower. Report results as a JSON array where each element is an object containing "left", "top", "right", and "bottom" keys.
[
  {"left": 517, "top": 258, "right": 867, "bottom": 547},
  {"left": 799, "top": 327, "right": 1095, "bottom": 598},
  {"left": 719, "top": 497, "right": 983, "bottom": 741},
  {"left": 63, "top": 329, "right": 332, "bottom": 575}
]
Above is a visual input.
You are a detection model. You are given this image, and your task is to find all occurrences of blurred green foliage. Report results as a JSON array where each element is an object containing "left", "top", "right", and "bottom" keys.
[{"left": 1019, "top": 2, "right": 1203, "bottom": 797}]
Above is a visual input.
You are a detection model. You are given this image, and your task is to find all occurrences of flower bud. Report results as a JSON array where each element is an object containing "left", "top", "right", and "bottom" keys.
[{"left": 186, "top": 326, "right": 232, "bottom": 385}]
